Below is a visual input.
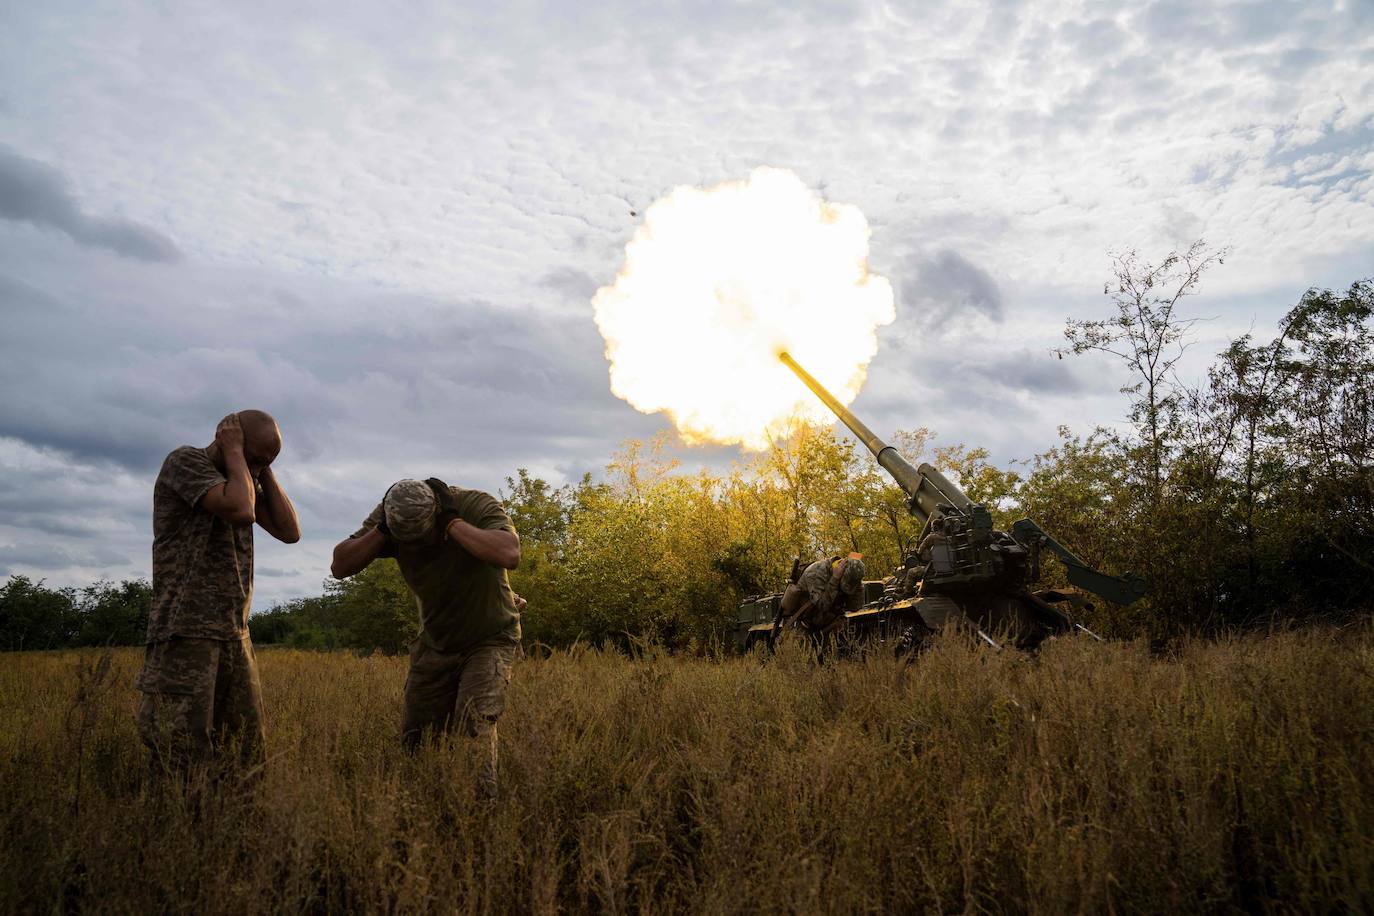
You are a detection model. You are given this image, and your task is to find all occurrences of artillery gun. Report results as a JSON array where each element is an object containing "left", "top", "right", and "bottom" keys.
[{"left": 732, "top": 352, "right": 1146, "bottom": 653}]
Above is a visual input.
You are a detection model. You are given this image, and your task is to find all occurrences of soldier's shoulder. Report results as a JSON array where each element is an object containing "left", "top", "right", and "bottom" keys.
[
  {"left": 796, "top": 560, "right": 829, "bottom": 586},
  {"left": 452, "top": 486, "right": 501, "bottom": 507},
  {"left": 159, "top": 445, "right": 209, "bottom": 474},
  {"left": 453, "top": 488, "right": 514, "bottom": 526},
  {"left": 165, "top": 444, "right": 208, "bottom": 461}
]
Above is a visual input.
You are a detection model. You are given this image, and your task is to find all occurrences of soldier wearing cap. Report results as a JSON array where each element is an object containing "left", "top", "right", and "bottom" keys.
[
  {"left": 772, "top": 554, "right": 866, "bottom": 640},
  {"left": 330, "top": 477, "right": 521, "bottom": 799},
  {"left": 135, "top": 410, "right": 301, "bottom": 779}
]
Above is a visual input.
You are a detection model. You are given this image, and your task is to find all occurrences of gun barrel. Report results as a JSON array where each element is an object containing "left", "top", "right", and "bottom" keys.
[
  {"left": 778, "top": 351, "right": 925, "bottom": 500},
  {"left": 779, "top": 356, "right": 1147, "bottom": 607}
]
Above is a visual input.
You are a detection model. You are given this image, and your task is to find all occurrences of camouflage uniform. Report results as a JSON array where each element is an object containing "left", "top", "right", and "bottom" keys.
[
  {"left": 779, "top": 557, "right": 865, "bottom": 633},
  {"left": 136, "top": 635, "right": 264, "bottom": 773},
  {"left": 402, "top": 632, "right": 518, "bottom": 796},
  {"left": 135, "top": 446, "right": 265, "bottom": 773},
  {"left": 353, "top": 483, "right": 521, "bottom": 799}
]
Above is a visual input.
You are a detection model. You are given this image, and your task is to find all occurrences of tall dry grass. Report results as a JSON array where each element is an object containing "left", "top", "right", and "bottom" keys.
[{"left": 1, "top": 626, "right": 1371, "bottom": 914}]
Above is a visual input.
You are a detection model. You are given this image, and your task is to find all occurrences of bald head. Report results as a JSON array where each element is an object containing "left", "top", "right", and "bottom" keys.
[{"left": 237, "top": 409, "right": 281, "bottom": 474}]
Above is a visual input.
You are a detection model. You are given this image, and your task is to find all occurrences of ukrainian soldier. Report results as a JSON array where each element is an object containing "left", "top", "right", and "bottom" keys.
[
  {"left": 330, "top": 477, "right": 521, "bottom": 800},
  {"left": 772, "top": 554, "right": 866, "bottom": 642},
  {"left": 911, "top": 515, "right": 963, "bottom": 631},
  {"left": 135, "top": 410, "right": 301, "bottom": 779}
]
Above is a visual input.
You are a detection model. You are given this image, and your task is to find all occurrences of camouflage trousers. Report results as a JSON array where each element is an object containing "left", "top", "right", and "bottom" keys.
[
  {"left": 403, "top": 633, "right": 519, "bottom": 799},
  {"left": 135, "top": 635, "right": 265, "bottom": 778},
  {"left": 777, "top": 583, "right": 844, "bottom": 634}
]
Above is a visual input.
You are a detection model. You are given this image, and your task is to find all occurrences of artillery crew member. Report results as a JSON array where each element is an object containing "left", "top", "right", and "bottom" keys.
[
  {"left": 136, "top": 410, "right": 301, "bottom": 779},
  {"left": 330, "top": 477, "right": 521, "bottom": 800},
  {"left": 773, "top": 554, "right": 866, "bottom": 639}
]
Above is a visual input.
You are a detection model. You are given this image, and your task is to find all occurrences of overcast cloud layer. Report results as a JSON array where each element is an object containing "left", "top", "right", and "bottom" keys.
[{"left": 1, "top": 0, "right": 1371, "bottom": 608}]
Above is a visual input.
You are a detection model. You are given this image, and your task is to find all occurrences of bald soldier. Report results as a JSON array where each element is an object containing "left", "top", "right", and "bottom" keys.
[
  {"left": 331, "top": 477, "right": 521, "bottom": 800},
  {"left": 135, "top": 411, "right": 301, "bottom": 778}
]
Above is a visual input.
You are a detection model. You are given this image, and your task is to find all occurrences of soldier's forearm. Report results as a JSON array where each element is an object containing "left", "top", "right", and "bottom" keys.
[
  {"left": 202, "top": 448, "right": 257, "bottom": 526},
  {"left": 444, "top": 519, "right": 520, "bottom": 570},
  {"left": 256, "top": 470, "right": 301, "bottom": 543},
  {"left": 225, "top": 448, "right": 256, "bottom": 514},
  {"left": 330, "top": 529, "right": 385, "bottom": 579}
]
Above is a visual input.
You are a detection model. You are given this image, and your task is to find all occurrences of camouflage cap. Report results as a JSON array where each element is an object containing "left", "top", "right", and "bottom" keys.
[
  {"left": 384, "top": 479, "right": 438, "bottom": 542},
  {"left": 838, "top": 558, "right": 865, "bottom": 595}
]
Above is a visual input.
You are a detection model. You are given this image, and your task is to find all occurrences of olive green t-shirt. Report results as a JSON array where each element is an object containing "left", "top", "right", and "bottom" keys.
[{"left": 352, "top": 487, "right": 519, "bottom": 653}]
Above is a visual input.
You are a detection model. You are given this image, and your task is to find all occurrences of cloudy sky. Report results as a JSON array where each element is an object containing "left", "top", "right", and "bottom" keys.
[{"left": 1, "top": 0, "right": 1371, "bottom": 608}]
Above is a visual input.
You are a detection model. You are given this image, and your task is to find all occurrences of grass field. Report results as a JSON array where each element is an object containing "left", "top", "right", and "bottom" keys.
[{"left": 2, "top": 627, "right": 1372, "bottom": 914}]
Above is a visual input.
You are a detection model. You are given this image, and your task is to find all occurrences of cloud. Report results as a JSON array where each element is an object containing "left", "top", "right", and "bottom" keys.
[
  {"left": 899, "top": 249, "right": 1004, "bottom": 330},
  {"left": 924, "top": 348, "right": 1085, "bottom": 398},
  {"left": 0, "top": 233, "right": 659, "bottom": 605},
  {"left": 539, "top": 266, "right": 601, "bottom": 303},
  {"left": 256, "top": 566, "right": 307, "bottom": 579},
  {"left": 0, "top": 434, "right": 147, "bottom": 577},
  {"left": 0, "top": 542, "right": 130, "bottom": 575},
  {"left": 0, "top": 0, "right": 1371, "bottom": 607},
  {"left": 2, "top": 0, "right": 1367, "bottom": 302},
  {"left": 0, "top": 145, "right": 181, "bottom": 262}
]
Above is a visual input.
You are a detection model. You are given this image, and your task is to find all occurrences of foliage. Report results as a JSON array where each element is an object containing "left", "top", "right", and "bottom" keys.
[
  {"left": 0, "top": 576, "right": 78, "bottom": 650},
  {"left": 1053, "top": 252, "right": 1372, "bottom": 636},
  {"left": 72, "top": 579, "right": 152, "bottom": 647},
  {"left": 0, "top": 576, "right": 151, "bottom": 651},
  {"left": 248, "top": 564, "right": 416, "bottom": 654},
  {"left": 1059, "top": 240, "right": 1228, "bottom": 503}
]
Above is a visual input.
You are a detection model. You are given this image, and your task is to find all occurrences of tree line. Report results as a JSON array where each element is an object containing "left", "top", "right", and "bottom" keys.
[
  {"left": 3, "top": 244, "right": 1369, "bottom": 653},
  {"left": 0, "top": 577, "right": 151, "bottom": 651}
]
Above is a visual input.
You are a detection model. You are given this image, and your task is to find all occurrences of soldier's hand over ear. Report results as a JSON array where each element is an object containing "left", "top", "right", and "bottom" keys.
[
  {"left": 425, "top": 478, "right": 458, "bottom": 514},
  {"left": 215, "top": 413, "right": 245, "bottom": 455}
]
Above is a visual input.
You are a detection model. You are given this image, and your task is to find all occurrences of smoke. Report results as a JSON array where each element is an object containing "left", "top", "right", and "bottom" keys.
[{"left": 592, "top": 167, "right": 894, "bottom": 450}]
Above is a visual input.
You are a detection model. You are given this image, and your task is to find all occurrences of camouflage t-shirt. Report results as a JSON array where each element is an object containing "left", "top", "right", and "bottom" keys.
[
  {"left": 146, "top": 446, "right": 254, "bottom": 643},
  {"left": 352, "top": 487, "right": 520, "bottom": 653},
  {"left": 797, "top": 558, "right": 863, "bottom": 616}
]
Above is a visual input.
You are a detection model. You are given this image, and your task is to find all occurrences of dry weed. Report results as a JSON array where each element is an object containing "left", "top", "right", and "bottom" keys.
[{"left": 1, "top": 626, "right": 1371, "bottom": 913}]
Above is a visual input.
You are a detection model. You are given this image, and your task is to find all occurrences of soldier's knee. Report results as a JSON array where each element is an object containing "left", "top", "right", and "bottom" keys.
[
  {"left": 460, "top": 711, "right": 498, "bottom": 740},
  {"left": 136, "top": 693, "right": 159, "bottom": 748},
  {"left": 138, "top": 692, "right": 212, "bottom": 756}
]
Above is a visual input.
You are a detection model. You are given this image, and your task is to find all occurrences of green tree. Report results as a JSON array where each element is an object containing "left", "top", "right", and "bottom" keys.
[
  {"left": 931, "top": 442, "right": 1021, "bottom": 529},
  {"left": 73, "top": 579, "right": 151, "bottom": 646},
  {"left": 1275, "top": 281, "right": 1374, "bottom": 603},
  {"left": 504, "top": 468, "right": 583, "bottom": 647},
  {"left": 248, "top": 604, "right": 300, "bottom": 645},
  {"left": 327, "top": 561, "right": 417, "bottom": 653},
  {"left": 503, "top": 468, "right": 575, "bottom": 550},
  {"left": 1060, "top": 240, "right": 1227, "bottom": 506},
  {"left": 0, "top": 576, "right": 78, "bottom": 650}
]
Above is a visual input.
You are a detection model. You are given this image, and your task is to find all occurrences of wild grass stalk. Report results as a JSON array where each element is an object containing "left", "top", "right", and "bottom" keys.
[{"left": 0, "top": 625, "right": 1370, "bottom": 913}]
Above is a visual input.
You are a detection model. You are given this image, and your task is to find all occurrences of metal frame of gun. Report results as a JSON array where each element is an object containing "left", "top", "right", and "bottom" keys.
[
  {"left": 1010, "top": 519, "right": 1146, "bottom": 606},
  {"left": 778, "top": 350, "right": 1147, "bottom": 611}
]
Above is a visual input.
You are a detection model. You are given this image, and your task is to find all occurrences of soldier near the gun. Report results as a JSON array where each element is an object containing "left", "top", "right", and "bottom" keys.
[
  {"left": 135, "top": 411, "right": 301, "bottom": 780},
  {"left": 330, "top": 478, "right": 521, "bottom": 800},
  {"left": 771, "top": 554, "right": 866, "bottom": 642},
  {"left": 907, "top": 515, "right": 962, "bottom": 629}
]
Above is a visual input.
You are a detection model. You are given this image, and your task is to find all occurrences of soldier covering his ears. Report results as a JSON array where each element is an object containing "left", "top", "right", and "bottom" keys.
[
  {"left": 135, "top": 410, "right": 301, "bottom": 779},
  {"left": 331, "top": 477, "right": 522, "bottom": 799},
  {"left": 772, "top": 554, "right": 866, "bottom": 641}
]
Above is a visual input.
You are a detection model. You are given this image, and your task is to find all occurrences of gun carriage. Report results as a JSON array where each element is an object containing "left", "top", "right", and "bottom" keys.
[{"left": 732, "top": 352, "right": 1145, "bottom": 653}]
